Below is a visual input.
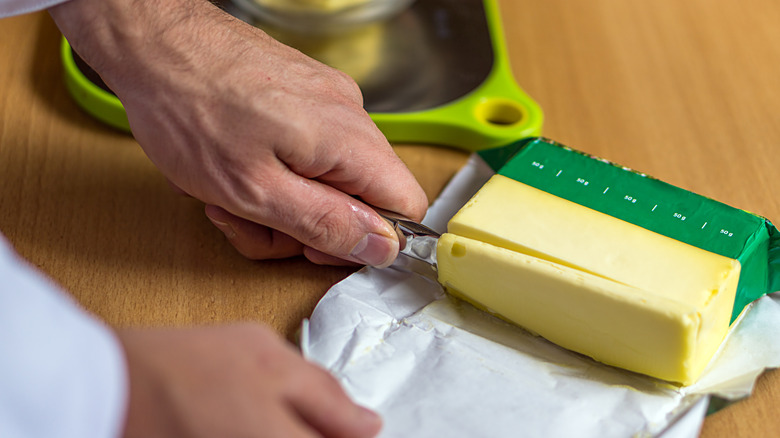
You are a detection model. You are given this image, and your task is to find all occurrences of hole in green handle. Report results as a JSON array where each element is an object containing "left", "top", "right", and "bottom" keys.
[{"left": 475, "top": 98, "right": 525, "bottom": 127}]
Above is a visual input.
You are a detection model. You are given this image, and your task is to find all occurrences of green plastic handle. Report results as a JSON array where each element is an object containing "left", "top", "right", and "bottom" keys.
[
  {"left": 60, "top": 37, "right": 131, "bottom": 131},
  {"left": 371, "top": 0, "right": 543, "bottom": 151}
]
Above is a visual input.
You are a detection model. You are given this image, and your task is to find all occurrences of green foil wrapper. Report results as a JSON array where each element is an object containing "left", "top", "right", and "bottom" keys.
[{"left": 479, "top": 137, "right": 780, "bottom": 322}]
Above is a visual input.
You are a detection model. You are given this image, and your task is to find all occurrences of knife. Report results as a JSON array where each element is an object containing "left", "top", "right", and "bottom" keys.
[{"left": 375, "top": 208, "right": 440, "bottom": 282}]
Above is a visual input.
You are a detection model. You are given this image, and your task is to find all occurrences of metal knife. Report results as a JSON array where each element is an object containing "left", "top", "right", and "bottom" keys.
[{"left": 375, "top": 208, "right": 441, "bottom": 282}]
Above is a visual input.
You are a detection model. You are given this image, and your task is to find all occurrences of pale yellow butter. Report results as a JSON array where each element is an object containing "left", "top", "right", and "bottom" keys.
[
  {"left": 437, "top": 175, "right": 741, "bottom": 384},
  {"left": 253, "top": 0, "right": 370, "bottom": 13}
]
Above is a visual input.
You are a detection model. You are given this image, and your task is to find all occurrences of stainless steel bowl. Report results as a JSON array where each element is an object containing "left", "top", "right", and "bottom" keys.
[{"left": 231, "top": 0, "right": 416, "bottom": 34}]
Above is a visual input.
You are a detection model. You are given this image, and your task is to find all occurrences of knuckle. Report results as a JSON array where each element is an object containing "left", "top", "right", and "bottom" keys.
[
  {"left": 296, "top": 205, "right": 350, "bottom": 253},
  {"left": 409, "top": 192, "right": 430, "bottom": 221},
  {"left": 319, "top": 67, "right": 363, "bottom": 106},
  {"left": 335, "top": 70, "right": 362, "bottom": 99}
]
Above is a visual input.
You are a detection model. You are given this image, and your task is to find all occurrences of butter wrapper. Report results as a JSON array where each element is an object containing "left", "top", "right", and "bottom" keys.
[
  {"left": 304, "top": 152, "right": 780, "bottom": 438},
  {"left": 479, "top": 137, "right": 780, "bottom": 322}
]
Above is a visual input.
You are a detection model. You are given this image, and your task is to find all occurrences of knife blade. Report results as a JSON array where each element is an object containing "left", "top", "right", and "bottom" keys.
[{"left": 374, "top": 208, "right": 440, "bottom": 281}]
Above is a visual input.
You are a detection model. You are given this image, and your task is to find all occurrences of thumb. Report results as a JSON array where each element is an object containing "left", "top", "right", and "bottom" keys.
[{"left": 238, "top": 168, "right": 401, "bottom": 268}]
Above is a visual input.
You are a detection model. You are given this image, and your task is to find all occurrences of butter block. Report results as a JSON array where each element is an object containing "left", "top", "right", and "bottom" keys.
[{"left": 437, "top": 175, "right": 741, "bottom": 384}]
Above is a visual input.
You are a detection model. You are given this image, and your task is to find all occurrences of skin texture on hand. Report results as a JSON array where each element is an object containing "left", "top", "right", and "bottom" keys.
[
  {"left": 118, "top": 324, "right": 382, "bottom": 438},
  {"left": 49, "top": 0, "right": 428, "bottom": 268}
]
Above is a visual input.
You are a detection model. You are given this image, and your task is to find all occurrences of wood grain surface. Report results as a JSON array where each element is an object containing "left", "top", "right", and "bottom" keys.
[{"left": 1, "top": 1, "right": 779, "bottom": 436}]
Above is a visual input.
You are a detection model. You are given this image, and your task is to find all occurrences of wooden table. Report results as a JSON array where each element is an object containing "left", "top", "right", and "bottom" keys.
[{"left": 1, "top": 1, "right": 778, "bottom": 436}]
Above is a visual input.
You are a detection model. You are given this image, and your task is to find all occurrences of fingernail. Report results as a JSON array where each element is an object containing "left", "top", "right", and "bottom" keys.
[
  {"left": 206, "top": 216, "right": 237, "bottom": 239},
  {"left": 350, "top": 233, "right": 397, "bottom": 268}
]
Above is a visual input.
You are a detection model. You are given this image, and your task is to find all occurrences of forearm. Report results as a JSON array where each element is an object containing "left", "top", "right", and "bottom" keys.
[{"left": 49, "top": 0, "right": 219, "bottom": 100}]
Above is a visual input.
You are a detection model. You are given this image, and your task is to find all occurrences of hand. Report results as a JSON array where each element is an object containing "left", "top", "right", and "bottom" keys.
[
  {"left": 49, "top": 0, "right": 428, "bottom": 267},
  {"left": 118, "top": 324, "right": 382, "bottom": 438}
]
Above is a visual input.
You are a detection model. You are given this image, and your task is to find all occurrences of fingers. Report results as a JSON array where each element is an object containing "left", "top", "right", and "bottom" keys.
[
  {"left": 118, "top": 323, "right": 381, "bottom": 438},
  {"left": 205, "top": 205, "right": 304, "bottom": 260},
  {"left": 276, "top": 111, "right": 429, "bottom": 224},
  {"left": 255, "top": 404, "right": 324, "bottom": 438},
  {"left": 319, "top": 145, "right": 429, "bottom": 224},
  {"left": 207, "top": 205, "right": 365, "bottom": 267},
  {"left": 302, "top": 248, "right": 361, "bottom": 266},
  {"left": 224, "top": 325, "right": 383, "bottom": 438},
  {"left": 232, "top": 164, "right": 402, "bottom": 268},
  {"left": 267, "top": 110, "right": 427, "bottom": 267},
  {"left": 287, "top": 364, "right": 383, "bottom": 438}
]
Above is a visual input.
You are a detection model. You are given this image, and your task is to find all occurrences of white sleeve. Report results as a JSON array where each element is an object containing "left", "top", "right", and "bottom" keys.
[
  {"left": 0, "top": 235, "right": 127, "bottom": 438},
  {"left": 0, "top": 0, "right": 70, "bottom": 17}
]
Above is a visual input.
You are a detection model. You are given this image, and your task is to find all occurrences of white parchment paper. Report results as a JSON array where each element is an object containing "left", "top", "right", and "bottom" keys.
[{"left": 303, "top": 154, "right": 780, "bottom": 438}]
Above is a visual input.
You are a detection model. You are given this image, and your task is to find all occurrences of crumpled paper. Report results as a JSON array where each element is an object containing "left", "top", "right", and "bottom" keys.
[{"left": 302, "top": 154, "right": 780, "bottom": 438}]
